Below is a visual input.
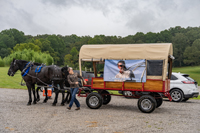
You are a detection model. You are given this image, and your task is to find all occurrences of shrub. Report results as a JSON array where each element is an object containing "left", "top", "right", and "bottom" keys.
[
  {"left": 3, "top": 49, "right": 54, "bottom": 66},
  {"left": 0, "top": 57, "right": 5, "bottom": 67}
]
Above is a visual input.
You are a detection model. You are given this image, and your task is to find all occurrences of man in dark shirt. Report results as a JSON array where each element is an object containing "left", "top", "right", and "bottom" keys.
[{"left": 67, "top": 67, "right": 87, "bottom": 110}]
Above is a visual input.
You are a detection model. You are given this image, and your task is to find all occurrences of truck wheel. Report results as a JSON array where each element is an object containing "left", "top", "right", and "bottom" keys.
[
  {"left": 170, "top": 89, "right": 183, "bottom": 102},
  {"left": 101, "top": 90, "right": 111, "bottom": 105},
  {"left": 137, "top": 95, "right": 157, "bottom": 113},
  {"left": 86, "top": 92, "right": 103, "bottom": 109}
]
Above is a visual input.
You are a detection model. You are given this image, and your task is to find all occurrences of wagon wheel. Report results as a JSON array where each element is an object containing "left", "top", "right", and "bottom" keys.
[
  {"left": 154, "top": 93, "right": 163, "bottom": 108},
  {"left": 137, "top": 95, "right": 157, "bottom": 113},
  {"left": 86, "top": 92, "right": 103, "bottom": 109},
  {"left": 100, "top": 90, "right": 111, "bottom": 105}
]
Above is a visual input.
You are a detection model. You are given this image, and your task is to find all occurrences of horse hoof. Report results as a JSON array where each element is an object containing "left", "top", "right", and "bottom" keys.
[
  {"left": 33, "top": 101, "right": 37, "bottom": 104},
  {"left": 27, "top": 103, "right": 31, "bottom": 106},
  {"left": 37, "top": 99, "right": 40, "bottom": 102},
  {"left": 61, "top": 103, "right": 65, "bottom": 106},
  {"left": 52, "top": 103, "right": 56, "bottom": 106},
  {"left": 43, "top": 100, "right": 47, "bottom": 103}
]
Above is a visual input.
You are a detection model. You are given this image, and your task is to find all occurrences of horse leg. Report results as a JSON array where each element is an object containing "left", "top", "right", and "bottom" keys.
[
  {"left": 43, "top": 88, "right": 48, "bottom": 103},
  {"left": 52, "top": 89, "right": 59, "bottom": 106},
  {"left": 67, "top": 91, "right": 71, "bottom": 104},
  {"left": 36, "top": 87, "right": 40, "bottom": 102},
  {"left": 60, "top": 84, "right": 65, "bottom": 106},
  {"left": 32, "top": 84, "right": 37, "bottom": 104},
  {"left": 26, "top": 83, "right": 32, "bottom": 105},
  {"left": 64, "top": 91, "right": 71, "bottom": 104}
]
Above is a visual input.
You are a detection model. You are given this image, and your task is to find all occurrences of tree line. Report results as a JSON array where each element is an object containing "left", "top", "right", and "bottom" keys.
[{"left": 0, "top": 26, "right": 200, "bottom": 68}]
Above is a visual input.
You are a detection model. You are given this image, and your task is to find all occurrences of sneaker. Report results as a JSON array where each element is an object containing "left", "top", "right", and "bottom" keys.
[{"left": 75, "top": 107, "right": 80, "bottom": 110}]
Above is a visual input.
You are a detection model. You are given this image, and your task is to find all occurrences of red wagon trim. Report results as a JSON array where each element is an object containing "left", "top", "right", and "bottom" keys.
[{"left": 85, "top": 77, "right": 168, "bottom": 93}]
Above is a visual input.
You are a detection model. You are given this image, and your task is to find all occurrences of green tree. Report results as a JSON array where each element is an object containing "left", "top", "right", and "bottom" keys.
[
  {"left": 64, "top": 54, "right": 73, "bottom": 66},
  {"left": 172, "top": 33, "right": 189, "bottom": 67},
  {"left": 64, "top": 47, "right": 79, "bottom": 68},
  {"left": 157, "top": 30, "right": 172, "bottom": 42},
  {"left": 133, "top": 32, "right": 145, "bottom": 43},
  {"left": 169, "top": 26, "right": 186, "bottom": 36},
  {"left": 88, "top": 35, "right": 105, "bottom": 44},
  {"left": 0, "top": 48, "right": 11, "bottom": 58},
  {"left": 145, "top": 32, "right": 158, "bottom": 43},
  {"left": 13, "top": 43, "right": 41, "bottom": 52},
  {"left": 1, "top": 28, "right": 26, "bottom": 44},
  {"left": 185, "top": 28, "right": 200, "bottom": 45},
  {"left": 183, "top": 39, "right": 200, "bottom": 66},
  {"left": 47, "top": 35, "right": 66, "bottom": 65},
  {"left": 4, "top": 49, "right": 54, "bottom": 66},
  {"left": 0, "top": 34, "right": 15, "bottom": 49}
]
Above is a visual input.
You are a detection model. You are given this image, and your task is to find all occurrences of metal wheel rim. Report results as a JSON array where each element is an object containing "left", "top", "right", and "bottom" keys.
[
  {"left": 89, "top": 96, "right": 99, "bottom": 106},
  {"left": 141, "top": 99, "right": 152, "bottom": 110},
  {"left": 171, "top": 91, "right": 181, "bottom": 101}
]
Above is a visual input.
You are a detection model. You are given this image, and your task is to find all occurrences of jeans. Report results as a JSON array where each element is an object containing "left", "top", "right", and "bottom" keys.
[{"left": 69, "top": 88, "right": 80, "bottom": 108}]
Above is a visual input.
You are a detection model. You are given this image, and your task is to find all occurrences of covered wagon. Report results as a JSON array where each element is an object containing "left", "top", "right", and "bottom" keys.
[{"left": 78, "top": 43, "right": 174, "bottom": 113}]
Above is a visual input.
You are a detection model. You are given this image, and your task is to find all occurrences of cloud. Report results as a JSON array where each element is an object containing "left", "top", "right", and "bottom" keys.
[
  {"left": 0, "top": 0, "right": 200, "bottom": 36},
  {"left": 0, "top": 0, "right": 51, "bottom": 35}
]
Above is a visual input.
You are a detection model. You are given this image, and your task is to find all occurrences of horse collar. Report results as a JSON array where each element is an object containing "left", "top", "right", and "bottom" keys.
[{"left": 22, "top": 62, "right": 33, "bottom": 77}]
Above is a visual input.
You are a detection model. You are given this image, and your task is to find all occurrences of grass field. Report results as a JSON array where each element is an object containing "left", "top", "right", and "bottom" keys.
[
  {"left": 0, "top": 66, "right": 199, "bottom": 100},
  {"left": 0, "top": 67, "right": 27, "bottom": 89}
]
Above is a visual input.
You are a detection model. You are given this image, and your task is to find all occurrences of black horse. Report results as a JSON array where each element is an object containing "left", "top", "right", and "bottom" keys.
[
  {"left": 8, "top": 59, "right": 69, "bottom": 106},
  {"left": 35, "top": 66, "right": 71, "bottom": 104}
]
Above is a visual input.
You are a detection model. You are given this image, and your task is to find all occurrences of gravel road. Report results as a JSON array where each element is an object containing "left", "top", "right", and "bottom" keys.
[{"left": 0, "top": 88, "right": 200, "bottom": 133}]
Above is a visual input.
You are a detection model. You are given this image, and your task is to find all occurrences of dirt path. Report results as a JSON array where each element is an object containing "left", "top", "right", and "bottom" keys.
[{"left": 0, "top": 88, "right": 200, "bottom": 133}]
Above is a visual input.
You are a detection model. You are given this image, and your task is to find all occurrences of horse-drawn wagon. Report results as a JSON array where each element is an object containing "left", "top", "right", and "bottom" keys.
[{"left": 77, "top": 43, "right": 174, "bottom": 113}]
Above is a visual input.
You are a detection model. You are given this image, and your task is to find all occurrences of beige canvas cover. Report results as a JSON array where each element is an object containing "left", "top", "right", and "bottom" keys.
[{"left": 79, "top": 43, "right": 173, "bottom": 80}]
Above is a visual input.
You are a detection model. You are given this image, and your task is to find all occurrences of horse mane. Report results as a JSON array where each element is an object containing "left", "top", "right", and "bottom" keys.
[
  {"left": 15, "top": 59, "right": 42, "bottom": 66},
  {"left": 33, "top": 62, "right": 42, "bottom": 66}
]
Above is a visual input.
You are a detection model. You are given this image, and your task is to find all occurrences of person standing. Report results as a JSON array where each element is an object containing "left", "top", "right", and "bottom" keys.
[{"left": 67, "top": 67, "right": 87, "bottom": 110}]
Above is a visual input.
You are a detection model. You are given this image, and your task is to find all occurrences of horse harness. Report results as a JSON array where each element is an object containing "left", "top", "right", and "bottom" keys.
[
  {"left": 35, "top": 64, "right": 45, "bottom": 85},
  {"left": 21, "top": 63, "right": 64, "bottom": 89}
]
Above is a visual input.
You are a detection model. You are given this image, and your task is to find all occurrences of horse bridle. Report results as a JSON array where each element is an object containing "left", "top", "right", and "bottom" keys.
[
  {"left": 10, "top": 60, "right": 18, "bottom": 76},
  {"left": 13, "top": 59, "right": 17, "bottom": 65}
]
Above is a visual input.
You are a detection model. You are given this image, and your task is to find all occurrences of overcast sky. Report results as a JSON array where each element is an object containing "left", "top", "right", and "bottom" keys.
[{"left": 0, "top": 0, "right": 200, "bottom": 37}]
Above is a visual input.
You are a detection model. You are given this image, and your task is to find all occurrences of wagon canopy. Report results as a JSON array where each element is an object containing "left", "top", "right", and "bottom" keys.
[{"left": 79, "top": 43, "right": 173, "bottom": 61}]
